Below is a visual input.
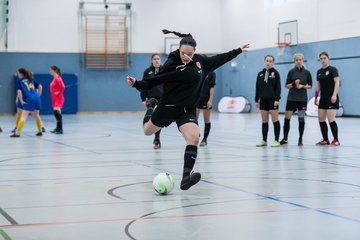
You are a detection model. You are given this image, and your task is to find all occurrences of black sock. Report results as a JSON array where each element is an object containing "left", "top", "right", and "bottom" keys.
[
  {"left": 203, "top": 123, "right": 211, "bottom": 140},
  {"left": 262, "top": 122, "right": 269, "bottom": 142},
  {"left": 298, "top": 117, "right": 305, "bottom": 141},
  {"left": 183, "top": 145, "right": 197, "bottom": 178},
  {"left": 54, "top": 110, "right": 62, "bottom": 130},
  {"left": 154, "top": 129, "right": 161, "bottom": 141},
  {"left": 273, "top": 121, "right": 280, "bottom": 141},
  {"left": 143, "top": 108, "right": 154, "bottom": 125},
  {"left": 319, "top": 121, "right": 328, "bottom": 141},
  {"left": 283, "top": 118, "right": 290, "bottom": 140},
  {"left": 329, "top": 121, "right": 338, "bottom": 140}
]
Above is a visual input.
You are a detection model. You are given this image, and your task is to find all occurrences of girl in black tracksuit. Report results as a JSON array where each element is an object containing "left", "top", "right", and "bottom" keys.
[
  {"left": 128, "top": 29, "right": 249, "bottom": 191},
  {"left": 196, "top": 71, "right": 216, "bottom": 147},
  {"left": 140, "top": 53, "right": 164, "bottom": 149},
  {"left": 255, "top": 55, "right": 281, "bottom": 147}
]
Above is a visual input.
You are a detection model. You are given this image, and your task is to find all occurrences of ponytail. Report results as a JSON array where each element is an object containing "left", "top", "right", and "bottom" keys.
[
  {"left": 162, "top": 29, "right": 196, "bottom": 48},
  {"left": 51, "top": 65, "right": 61, "bottom": 76},
  {"left": 162, "top": 29, "right": 192, "bottom": 38},
  {"left": 18, "top": 68, "right": 33, "bottom": 82}
]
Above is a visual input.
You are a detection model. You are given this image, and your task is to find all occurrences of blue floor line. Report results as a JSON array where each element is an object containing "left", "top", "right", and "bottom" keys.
[{"left": 202, "top": 179, "right": 360, "bottom": 224}]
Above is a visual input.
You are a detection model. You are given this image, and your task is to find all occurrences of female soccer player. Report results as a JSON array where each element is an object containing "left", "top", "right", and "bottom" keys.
[
  {"left": 127, "top": 29, "right": 249, "bottom": 190},
  {"left": 49, "top": 66, "right": 65, "bottom": 134},
  {"left": 255, "top": 55, "right": 281, "bottom": 147},
  {"left": 12, "top": 76, "right": 45, "bottom": 134},
  {"left": 10, "top": 68, "right": 43, "bottom": 137},
  {"left": 140, "top": 53, "right": 163, "bottom": 149},
  {"left": 196, "top": 71, "right": 216, "bottom": 147},
  {"left": 315, "top": 52, "right": 340, "bottom": 146},
  {"left": 280, "top": 53, "right": 312, "bottom": 146}
]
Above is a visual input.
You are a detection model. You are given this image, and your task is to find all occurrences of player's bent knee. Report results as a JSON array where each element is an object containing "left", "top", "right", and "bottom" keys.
[
  {"left": 187, "top": 133, "right": 199, "bottom": 145},
  {"left": 144, "top": 128, "right": 153, "bottom": 136}
]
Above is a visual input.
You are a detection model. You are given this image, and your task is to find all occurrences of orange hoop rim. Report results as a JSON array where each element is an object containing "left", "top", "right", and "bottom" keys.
[{"left": 276, "top": 42, "right": 291, "bottom": 47}]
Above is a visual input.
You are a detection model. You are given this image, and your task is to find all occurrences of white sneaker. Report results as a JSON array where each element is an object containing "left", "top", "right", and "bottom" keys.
[
  {"left": 271, "top": 140, "right": 280, "bottom": 147},
  {"left": 256, "top": 140, "right": 267, "bottom": 147}
]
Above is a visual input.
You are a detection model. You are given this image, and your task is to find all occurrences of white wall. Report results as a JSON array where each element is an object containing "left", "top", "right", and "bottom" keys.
[
  {"left": 7, "top": 0, "right": 360, "bottom": 52},
  {"left": 130, "top": 0, "right": 222, "bottom": 53},
  {"left": 8, "top": 0, "right": 80, "bottom": 52},
  {"left": 221, "top": 0, "right": 360, "bottom": 50},
  {"left": 7, "top": 0, "right": 223, "bottom": 53}
]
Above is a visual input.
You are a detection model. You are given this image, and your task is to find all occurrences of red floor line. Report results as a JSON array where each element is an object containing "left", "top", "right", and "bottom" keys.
[{"left": 1, "top": 206, "right": 356, "bottom": 230}]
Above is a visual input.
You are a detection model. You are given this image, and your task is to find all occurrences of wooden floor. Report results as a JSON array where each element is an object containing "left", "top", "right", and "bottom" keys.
[{"left": 0, "top": 112, "right": 359, "bottom": 240}]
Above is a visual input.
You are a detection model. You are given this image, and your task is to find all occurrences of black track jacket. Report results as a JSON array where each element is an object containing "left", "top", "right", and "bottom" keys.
[{"left": 133, "top": 48, "right": 242, "bottom": 107}]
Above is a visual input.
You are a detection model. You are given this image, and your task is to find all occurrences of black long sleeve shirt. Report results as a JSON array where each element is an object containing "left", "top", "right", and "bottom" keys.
[
  {"left": 140, "top": 65, "right": 164, "bottom": 101},
  {"left": 199, "top": 72, "right": 216, "bottom": 101},
  {"left": 133, "top": 48, "right": 242, "bottom": 107},
  {"left": 255, "top": 67, "right": 281, "bottom": 102}
]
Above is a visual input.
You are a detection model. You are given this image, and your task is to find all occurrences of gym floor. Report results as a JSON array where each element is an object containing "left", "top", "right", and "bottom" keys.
[{"left": 0, "top": 112, "right": 359, "bottom": 240}]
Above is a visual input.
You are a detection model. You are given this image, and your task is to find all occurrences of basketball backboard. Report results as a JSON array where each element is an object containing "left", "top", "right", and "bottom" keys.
[
  {"left": 164, "top": 37, "right": 180, "bottom": 55},
  {"left": 278, "top": 20, "right": 298, "bottom": 46}
]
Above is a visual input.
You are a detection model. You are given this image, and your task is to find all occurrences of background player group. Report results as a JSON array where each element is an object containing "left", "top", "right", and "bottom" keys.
[
  {"left": 255, "top": 51, "right": 340, "bottom": 147},
  {"left": 8, "top": 66, "right": 65, "bottom": 137}
]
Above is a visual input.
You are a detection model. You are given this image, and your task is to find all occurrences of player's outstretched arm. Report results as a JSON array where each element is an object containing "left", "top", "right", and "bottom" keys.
[{"left": 127, "top": 76, "right": 136, "bottom": 86}]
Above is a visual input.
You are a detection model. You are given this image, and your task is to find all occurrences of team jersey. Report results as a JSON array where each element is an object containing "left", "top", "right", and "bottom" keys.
[
  {"left": 317, "top": 65, "right": 339, "bottom": 100},
  {"left": 255, "top": 67, "right": 281, "bottom": 102},
  {"left": 16, "top": 78, "right": 40, "bottom": 91},
  {"left": 17, "top": 77, "right": 40, "bottom": 102},
  {"left": 50, "top": 75, "right": 65, "bottom": 108},
  {"left": 133, "top": 48, "right": 243, "bottom": 107},
  {"left": 285, "top": 66, "right": 312, "bottom": 102},
  {"left": 50, "top": 75, "right": 65, "bottom": 95},
  {"left": 198, "top": 72, "right": 216, "bottom": 102}
]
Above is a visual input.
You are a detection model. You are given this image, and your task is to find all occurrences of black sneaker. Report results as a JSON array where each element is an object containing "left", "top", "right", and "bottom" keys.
[
  {"left": 146, "top": 98, "right": 158, "bottom": 108},
  {"left": 280, "top": 139, "right": 288, "bottom": 145},
  {"left": 10, "top": 133, "right": 20, "bottom": 138},
  {"left": 50, "top": 128, "right": 58, "bottom": 133},
  {"left": 180, "top": 172, "right": 201, "bottom": 191},
  {"left": 36, "top": 132, "right": 43, "bottom": 137},
  {"left": 54, "top": 129, "right": 63, "bottom": 134},
  {"left": 0, "top": 127, "right": 2, "bottom": 133}
]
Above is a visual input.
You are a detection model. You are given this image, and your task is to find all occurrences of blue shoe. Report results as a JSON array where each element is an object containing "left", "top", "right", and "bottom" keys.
[
  {"left": 11, "top": 128, "right": 16, "bottom": 133},
  {"left": 42, "top": 127, "right": 46, "bottom": 133}
]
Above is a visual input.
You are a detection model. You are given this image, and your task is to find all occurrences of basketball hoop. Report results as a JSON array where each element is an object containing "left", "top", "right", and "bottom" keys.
[{"left": 276, "top": 42, "right": 290, "bottom": 56}]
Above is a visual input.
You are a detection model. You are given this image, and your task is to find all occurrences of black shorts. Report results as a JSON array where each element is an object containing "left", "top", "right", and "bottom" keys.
[
  {"left": 259, "top": 98, "right": 278, "bottom": 111},
  {"left": 151, "top": 103, "right": 198, "bottom": 128},
  {"left": 197, "top": 99, "right": 211, "bottom": 109},
  {"left": 285, "top": 101, "right": 307, "bottom": 112},
  {"left": 318, "top": 98, "right": 339, "bottom": 110}
]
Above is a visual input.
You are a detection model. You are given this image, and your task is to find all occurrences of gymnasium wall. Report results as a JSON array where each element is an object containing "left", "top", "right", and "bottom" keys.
[
  {"left": 221, "top": 0, "right": 360, "bottom": 50},
  {"left": 7, "top": 0, "right": 223, "bottom": 53},
  {"left": 1, "top": 0, "right": 359, "bottom": 115},
  {"left": 220, "top": 37, "right": 360, "bottom": 116}
]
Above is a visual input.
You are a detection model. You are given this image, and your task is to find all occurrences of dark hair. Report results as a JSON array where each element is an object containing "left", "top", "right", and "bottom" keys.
[
  {"left": 162, "top": 29, "right": 197, "bottom": 48},
  {"left": 264, "top": 54, "right": 275, "bottom": 62},
  {"left": 151, "top": 53, "right": 160, "bottom": 60},
  {"left": 18, "top": 68, "right": 33, "bottom": 82},
  {"left": 51, "top": 65, "right": 61, "bottom": 75},
  {"left": 319, "top": 51, "right": 329, "bottom": 59}
]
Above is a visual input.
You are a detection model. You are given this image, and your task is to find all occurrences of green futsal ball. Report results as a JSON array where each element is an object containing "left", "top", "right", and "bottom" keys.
[{"left": 153, "top": 172, "right": 175, "bottom": 194}]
